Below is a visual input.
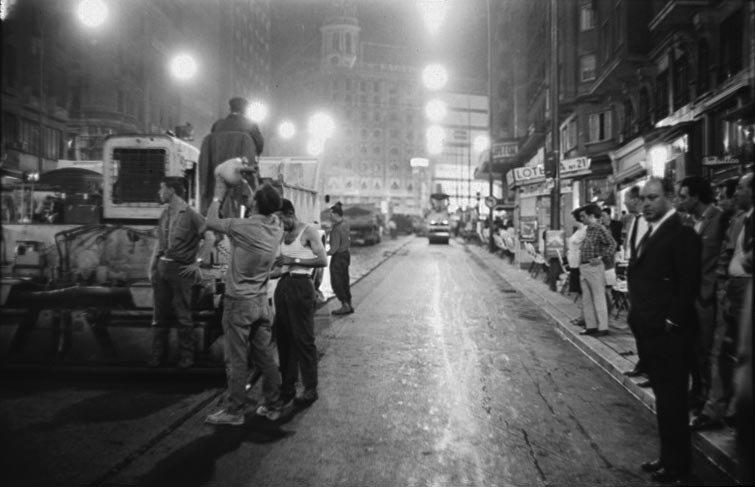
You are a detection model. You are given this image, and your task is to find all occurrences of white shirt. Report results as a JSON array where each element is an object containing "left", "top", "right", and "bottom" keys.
[
  {"left": 728, "top": 208, "right": 753, "bottom": 277},
  {"left": 567, "top": 226, "right": 586, "bottom": 268},
  {"left": 625, "top": 213, "right": 648, "bottom": 260}
]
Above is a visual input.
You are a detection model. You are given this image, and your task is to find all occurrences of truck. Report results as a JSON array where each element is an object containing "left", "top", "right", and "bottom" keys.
[
  {"left": 342, "top": 203, "right": 382, "bottom": 246},
  {"left": 0, "top": 134, "right": 322, "bottom": 369},
  {"left": 426, "top": 193, "right": 451, "bottom": 244}
]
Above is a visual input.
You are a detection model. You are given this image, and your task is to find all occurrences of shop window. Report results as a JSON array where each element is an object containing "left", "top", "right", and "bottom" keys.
[
  {"left": 622, "top": 99, "right": 634, "bottom": 140},
  {"left": 718, "top": 11, "right": 742, "bottom": 82},
  {"left": 638, "top": 87, "right": 650, "bottom": 129},
  {"left": 580, "top": 55, "right": 596, "bottom": 82},
  {"left": 588, "top": 110, "right": 612, "bottom": 142}
]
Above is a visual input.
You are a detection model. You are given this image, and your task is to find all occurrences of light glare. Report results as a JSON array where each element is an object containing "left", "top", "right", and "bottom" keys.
[
  {"left": 425, "top": 99, "right": 447, "bottom": 122},
  {"left": 308, "top": 112, "right": 336, "bottom": 140},
  {"left": 473, "top": 134, "right": 490, "bottom": 153},
  {"left": 278, "top": 120, "right": 296, "bottom": 139},
  {"left": 170, "top": 53, "right": 197, "bottom": 81},
  {"left": 422, "top": 64, "right": 448, "bottom": 91},
  {"left": 247, "top": 100, "right": 269, "bottom": 123},
  {"left": 77, "top": 0, "right": 108, "bottom": 28}
]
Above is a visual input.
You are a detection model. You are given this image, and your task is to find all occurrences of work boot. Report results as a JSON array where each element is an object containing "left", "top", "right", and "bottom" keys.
[
  {"left": 294, "top": 389, "right": 318, "bottom": 406},
  {"left": 205, "top": 408, "right": 244, "bottom": 426},
  {"left": 331, "top": 304, "right": 350, "bottom": 315}
]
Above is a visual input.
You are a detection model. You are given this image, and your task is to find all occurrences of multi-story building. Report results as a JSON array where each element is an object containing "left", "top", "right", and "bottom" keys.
[
  {"left": 490, "top": 0, "right": 753, "bottom": 253},
  {"left": 1, "top": 0, "right": 272, "bottom": 173},
  {"left": 273, "top": 2, "right": 487, "bottom": 216}
]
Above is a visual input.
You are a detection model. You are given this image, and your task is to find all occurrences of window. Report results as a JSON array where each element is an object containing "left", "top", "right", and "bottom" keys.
[
  {"left": 638, "top": 87, "right": 650, "bottom": 128},
  {"left": 560, "top": 118, "right": 578, "bottom": 152},
  {"left": 332, "top": 33, "right": 339, "bottom": 51},
  {"left": 697, "top": 40, "right": 710, "bottom": 95},
  {"left": 580, "top": 5, "right": 595, "bottom": 31},
  {"left": 345, "top": 33, "right": 352, "bottom": 53},
  {"left": 655, "top": 70, "right": 669, "bottom": 120},
  {"left": 719, "top": 11, "right": 743, "bottom": 82},
  {"left": 622, "top": 99, "right": 634, "bottom": 138},
  {"left": 672, "top": 51, "right": 689, "bottom": 110},
  {"left": 580, "top": 55, "right": 596, "bottom": 82},
  {"left": 588, "top": 110, "right": 612, "bottom": 142}
]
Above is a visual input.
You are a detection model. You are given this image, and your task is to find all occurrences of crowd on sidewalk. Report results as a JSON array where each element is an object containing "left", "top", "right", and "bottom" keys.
[{"left": 491, "top": 170, "right": 753, "bottom": 485}]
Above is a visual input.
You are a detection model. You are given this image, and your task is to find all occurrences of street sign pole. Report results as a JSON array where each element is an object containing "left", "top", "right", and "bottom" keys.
[{"left": 549, "top": 0, "right": 561, "bottom": 231}]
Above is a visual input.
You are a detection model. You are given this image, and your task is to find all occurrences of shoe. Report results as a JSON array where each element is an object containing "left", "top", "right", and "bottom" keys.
[
  {"left": 345, "top": 304, "right": 355, "bottom": 314},
  {"left": 263, "top": 397, "right": 294, "bottom": 421},
  {"left": 637, "top": 379, "right": 652, "bottom": 388},
  {"left": 641, "top": 459, "right": 663, "bottom": 472},
  {"left": 294, "top": 389, "right": 318, "bottom": 406},
  {"left": 177, "top": 356, "right": 194, "bottom": 369},
  {"left": 205, "top": 408, "right": 244, "bottom": 426},
  {"left": 623, "top": 367, "right": 645, "bottom": 378},
  {"left": 579, "top": 328, "right": 598, "bottom": 335},
  {"left": 593, "top": 330, "right": 609, "bottom": 337},
  {"left": 570, "top": 318, "right": 586, "bottom": 327},
  {"left": 690, "top": 414, "right": 724, "bottom": 431},
  {"left": 651, "top": 467, "right": 688, "bottom": 484},
  {"left": 331, "top": 305, "right": 351, "bottom": 315}
]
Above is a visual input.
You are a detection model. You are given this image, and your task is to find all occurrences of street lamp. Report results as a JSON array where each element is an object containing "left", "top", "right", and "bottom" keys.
[
  {"left": 422, "top": 64, "right": 448, "bottom": 91},
  {"left": 169, "top": 53, "right": 198, "bottom": 82},
  {"left": 425, "top": 99, "right": 447, "bottom": 123},
  {"left": 76, "top": 0, "right": 109, "bottom": 29},
  {"left": 247, "top": 100, "right": 269, "bottom": 124},
  {"left": 418, "top": 0, "right": 448, "bottom": 36},
  {"left": 277, "top": 120, "right": 296, "bottom": 140}
]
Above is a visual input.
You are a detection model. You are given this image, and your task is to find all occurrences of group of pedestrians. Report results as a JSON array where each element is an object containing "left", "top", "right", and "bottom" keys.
[
  {"left": 147, "top": 96, "right": 355, "bottom": 426},
  {"left": 565, "top": 171, "right": 752, "bottom": 483},
  {"left": 620, "top": 173, "right": 752, "bottom": 484}
]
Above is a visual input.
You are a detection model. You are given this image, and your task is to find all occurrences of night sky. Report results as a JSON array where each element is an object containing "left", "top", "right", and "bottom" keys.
[{"left": 270, "top": 0, "right": 488, "bottom": 82}]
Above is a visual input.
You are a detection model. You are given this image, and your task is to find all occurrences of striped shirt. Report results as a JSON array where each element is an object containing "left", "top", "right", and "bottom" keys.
[{"left": 580, "top": 222, "right": 616, "bottom": 264}]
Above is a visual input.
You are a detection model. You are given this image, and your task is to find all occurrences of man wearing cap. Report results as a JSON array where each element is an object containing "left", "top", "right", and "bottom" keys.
[
  {"left": 271, "top": 199, "right": 328, "bottom": 412},
  {"left": 211, "top": 96, "right": 264, "bottom": 156},
  {"left": 328, "top": 202, "right": 353, "bottom": 315}
]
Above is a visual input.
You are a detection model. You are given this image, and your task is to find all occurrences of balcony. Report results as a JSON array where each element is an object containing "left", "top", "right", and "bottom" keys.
[{"left": 649, "top": 0, "right": 713, "bottom": 33}]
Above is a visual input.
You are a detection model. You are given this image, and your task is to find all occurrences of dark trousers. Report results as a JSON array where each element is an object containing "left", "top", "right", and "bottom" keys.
[
  {"left": 152, "top": 259, "right": 195, "bottom": 357},
  {"left": 274, "top": 275, "right": 318, "bottom": 397},
  {"left": 689, "top": 296, "right": 716, "bottom": 408},
  {"left": 703, "top": 276, "right": 751, "bottom": 419},
  {"left": 330, "top": 251, "right": 351, "bottom": 305},
  {"left": 642, "top": 328, "right": 691, "bottom": 474}
]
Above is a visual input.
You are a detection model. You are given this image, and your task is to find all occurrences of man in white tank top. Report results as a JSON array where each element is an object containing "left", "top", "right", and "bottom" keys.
[{"left": 271, "top": 199, "right": 328, "bottom": 413}]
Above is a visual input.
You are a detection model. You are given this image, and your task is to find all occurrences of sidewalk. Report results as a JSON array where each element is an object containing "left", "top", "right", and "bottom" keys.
[{"left": 464, "top": 242, "right": 740, "bottom": 484}]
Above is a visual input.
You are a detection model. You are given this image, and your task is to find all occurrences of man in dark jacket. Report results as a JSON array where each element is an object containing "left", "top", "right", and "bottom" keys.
[
  {"left": 629, "top": 177, "right": 701, "bottom": 484},
  {"left": 211, "top": 97, "right": 264, "bottom": 155}
]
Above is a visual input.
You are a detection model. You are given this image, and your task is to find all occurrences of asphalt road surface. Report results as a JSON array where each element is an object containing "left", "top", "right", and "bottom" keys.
[{"left": 0, "top": 236, "right": 724, "bottom": 486}]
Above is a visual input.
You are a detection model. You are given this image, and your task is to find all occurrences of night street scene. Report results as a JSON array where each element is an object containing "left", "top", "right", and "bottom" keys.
[{"left": 0, "top": 0, "right": 753, "bottom": 486}]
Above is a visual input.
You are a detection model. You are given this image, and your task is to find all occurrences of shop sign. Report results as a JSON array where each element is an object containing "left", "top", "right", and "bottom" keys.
[
  {"left": 560, "top": 157, "right": 591, "bottom": 176},
  {"left": 512, "top": 165, "right": 545, "bottom": 184},
  {"left": 492, "top": 141, "right": 519, "bottom": 161},
  {"left": 702, "top": 156, "right": 740, "bottom": 166},
  {"left": 544, "top": 230, "right": 565, "bottom": 260},
  {"left": 519, "top": 178, "right": 573, "bottom": 197}
]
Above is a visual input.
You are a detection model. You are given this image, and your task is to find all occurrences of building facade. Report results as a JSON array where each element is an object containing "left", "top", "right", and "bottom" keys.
[{"left": 1, "top": 0, "right": 272, "bottom": 174}]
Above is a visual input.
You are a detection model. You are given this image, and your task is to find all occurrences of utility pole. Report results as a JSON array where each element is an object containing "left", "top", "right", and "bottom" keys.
[
  {"left": 487, "top": 0, "right": 495, "bottom": 252},
  {"left": 549, "top": 0, "right": 561, "bottom": 231}
]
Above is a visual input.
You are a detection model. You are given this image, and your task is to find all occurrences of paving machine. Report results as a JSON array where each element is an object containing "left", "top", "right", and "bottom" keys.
[
  {"left": 426, "top": 193, "right": 451, "bottom": 244},
  {"left": 0, "top": 134, "right": 321, "bottom": 369}
]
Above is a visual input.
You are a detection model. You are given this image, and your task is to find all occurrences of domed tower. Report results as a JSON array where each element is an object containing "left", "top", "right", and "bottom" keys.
[{"left": 320, "top": 0, "right": 360, "bottom": 68}]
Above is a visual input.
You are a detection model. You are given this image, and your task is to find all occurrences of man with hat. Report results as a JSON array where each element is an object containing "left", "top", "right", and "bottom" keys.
[{"left": 211, "top": 96, "right": 264, "bottom": 155}]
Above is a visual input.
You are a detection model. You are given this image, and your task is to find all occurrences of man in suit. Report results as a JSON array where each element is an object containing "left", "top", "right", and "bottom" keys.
[
  {"left": 677, "top": 176, "right": 724, "bottom": 415},
  {"left": 621, "top": 186, "right": 650, "bottom": 383},
  {"left": 628, "top": 178, "right": 701, "bottom": 484}
]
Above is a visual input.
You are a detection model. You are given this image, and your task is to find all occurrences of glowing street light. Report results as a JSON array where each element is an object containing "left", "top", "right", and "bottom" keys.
[
  {"left": 277, "top": 120, "right": 296, "bottom": 139},
  {"left": 425, "top": 99, "right": 447, "bottom": 123},
  {"left": 426, "top": 125, "right": 446, "bottom": 155},
  {"left": 308, "top": 112, "right": 336, "bottom": 140},
  {"left": 247, "top": 100, "right": 269, "bottom": 123},
  {"left": 306, "top": 138, "right": 325, "bottom": 157},
  {"left": 418, "top": 0, "right": 448, "bottom": 35},
  {"left": 473, "top": 134, "right": 490, "bottom": 153},
  {"left": 169, "top": 53, "right": 198, "bottom": 81},
  {"left": 422, "top": 64, "right": 448, "bottom": 91},
  {"left": 77, "top": 0, "right": 109, "bottom": 29}
]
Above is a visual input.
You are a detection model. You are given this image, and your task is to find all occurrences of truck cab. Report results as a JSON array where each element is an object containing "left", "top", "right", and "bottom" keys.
[{"left": 426, "top": 193, "right": 450, "bottom": 244}]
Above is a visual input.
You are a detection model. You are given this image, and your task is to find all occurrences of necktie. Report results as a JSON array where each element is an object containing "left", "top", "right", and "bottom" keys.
[
  {"left": 629, "top": 216, "right": 639, "bottom": 256},
  {"left": 636, "top": 224, "right": 653, "bottom": 258}
]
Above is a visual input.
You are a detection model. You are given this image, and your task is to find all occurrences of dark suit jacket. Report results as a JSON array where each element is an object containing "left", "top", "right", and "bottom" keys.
[
  {"left": 627, "top": 212, "right": 701, "bottom": 337},
  {"left": 695, "top": 205, "right": 724, "bottom": 303},
  {"left": 211, "top": 114, "right": 264, "bottom": 155}
]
